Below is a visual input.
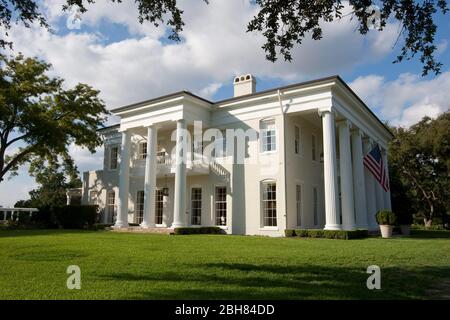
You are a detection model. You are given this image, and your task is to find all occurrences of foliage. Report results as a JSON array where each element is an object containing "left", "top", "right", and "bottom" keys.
[
  {"left": 50, "top": 205, "right": 99, "bottom": 229},
  {"left": 248, "top": 0, "right": 448, "bottom": 76},
  {"left": 173, "top": 226, "right": 225, "bottom": 235},
  {"left": 389, "top": 112, "right": 450, "bottom": 227},
  {"left": 0, "top": 1, "right": 446, "bottom": 76},
  {"left": 0, "top": 54, "right": 107, "bottom": 183},
  {"left": 376, "top": 210, "right": 397, "bottom": 225},
  {"left": 14, "top": 162, "right": 81, "bottom": 209},
  {"left": 285, "top": 229, "right": 368, "bottom": 239},
  {"left": 397, "top": 211, "right": 414, "bottom": 225}
]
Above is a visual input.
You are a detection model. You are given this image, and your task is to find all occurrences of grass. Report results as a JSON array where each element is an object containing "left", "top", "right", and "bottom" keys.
[{"left": 0, "top": 229, "right": 449, "bottom": 299}]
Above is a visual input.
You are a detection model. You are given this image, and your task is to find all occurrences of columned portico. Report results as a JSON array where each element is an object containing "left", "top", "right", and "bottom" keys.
[
  {"left": 171, "top": 119, "right": 187, "bottom": 228},
  {"left": 351, "top": 129, "right": 368, "bottom": 228},
  {"left": 363, "top": 138, "right": 378, "bottom": 230},
  {"left": 115, "top": 130, "right": 131, "bottom": 228},
  {"left": 140, "top": 125, "right": 158, "bottom": 228},
  {"left": 338, "top": 120, "right": 356, "bottom": 230},
  {"left": 320, "top": 107, "right": 341, "bottom": 230}
]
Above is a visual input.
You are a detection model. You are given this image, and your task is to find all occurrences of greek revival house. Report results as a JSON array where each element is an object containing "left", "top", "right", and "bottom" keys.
[{"left": 79, "top": 75, "right": 393, "bottom": 236}]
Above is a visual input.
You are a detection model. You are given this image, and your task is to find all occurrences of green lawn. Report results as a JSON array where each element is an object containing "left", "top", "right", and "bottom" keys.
[{"left": 0, "top": 229, "right": 449, "bottom": 299}]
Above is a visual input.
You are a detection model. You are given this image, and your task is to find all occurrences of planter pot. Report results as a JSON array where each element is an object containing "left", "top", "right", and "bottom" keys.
[
  {"left": 379, "top": 225, "right": 394, "bottom": 238},
  {"left": 400, "top": 224, "right": 411, "bottom": 235}
]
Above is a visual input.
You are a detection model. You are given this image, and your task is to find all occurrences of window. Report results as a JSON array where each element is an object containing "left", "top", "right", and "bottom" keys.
[
  {"left": 136, "top": 190, "right": 144, "bottom": 224},
  {"left": 89, "top": 191, "right": 98, "bottom": 205},
  {"left": 313, "top": 187, "right": 318, "bottom": 226},
  {"left": 155, "top": 189, "right": 164, "bottom": 225},
  {"left": 295, "top": 125, "right": 301, "bottom": 155},
  {"left": 106, "top": 191, "right": 116, "bottom": 223},
  {"left": 215, "top": 186, "right": 227, "bottom": 226},
  {"left": 157, "top": 147, "right": 166, "bottom": 164},
  {"left": 213, "top": 132, "right": 226, "bottom": 158},
  {"left": 261, "top": 119, "right": 276, "bottom": 152},
  {"left": 311, "top": 134, "right": 317, "bottom": 161},
  {"left": 110, "top": 146, "right": 118, "bottom": 170},
  {"left": 262, "top": 182, "right": 277, "bottom": 227},
  {"left": 139, "top": 142, "right": 147, "bottom": 160},
  {"left": 296, "top": 184, "right": 302, "bottom": 226},
  {"left": 191, "top": 188, "right": 202, "bottom": 225}
]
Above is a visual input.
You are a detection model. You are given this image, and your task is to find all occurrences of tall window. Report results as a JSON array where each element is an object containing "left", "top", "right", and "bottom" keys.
[
  {"left": 136, "top": 190, "right": 144, "bottom": 224},
  {"left": 311, "top": 134, "right": 317, "bottom": 161},
  {"left": 213, "top": 132, "right": 226, "bottom": 158},
  {"left": 296, "top": 184, "right": 302, "bottom": 226},
  {"left": 191, "top": 188, "right": 202, "bottom": 225},
  {"left": 106, "top": 191, "right": 116, "bottom": 223},
  {"left": 261, "top": 119, "right": 276, "bottom": 152},
  {"left": 262, "top": 182, "right": 277, "bottom": 227},
  {"left": 313, "top": 187, "right": 318, "bottom": 226},
  {"left": 89, "top": 191, "right": 98, "bottom": 205},
  {"left": 155, "top": 189, "right": 164, "bottom": 225},
  {"left": 215, "top": 186, "right": 227, "bottom": 226},
  {"left": 295, "top": 125, "right": 301, "bottom": 155},
  {"left": 110, "top": 146, "right": 118, "bottom": 170},
  {"left": 139, "top": 142, "right": 147, "bottom": 159}
]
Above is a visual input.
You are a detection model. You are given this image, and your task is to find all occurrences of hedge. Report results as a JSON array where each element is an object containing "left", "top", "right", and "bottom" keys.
[
  {"left": 173, "top": 226, "right": 225, "bottom": 235},
  {"left": 285, "top": 228, "right": 368, "bottom": 240},
  {"left": 30, "top": 205, "right": 99, "bottom": 229}
]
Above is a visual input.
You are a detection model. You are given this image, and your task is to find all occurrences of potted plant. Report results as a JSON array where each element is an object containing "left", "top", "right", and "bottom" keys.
[
  {"left": 397, "top": 211, "right": 413, "bottom": 235},
  {"left": 376, "top": 210, "right": 397, "bottom": 238}
]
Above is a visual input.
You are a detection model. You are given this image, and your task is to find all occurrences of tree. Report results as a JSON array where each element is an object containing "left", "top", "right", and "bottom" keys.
[
  {"left": 0, "top": 53, "right": 107, "bottom": 183},
  {"left": 14, "top": 162, "right": 82, "bottom": 208},
  {"left": 0, "top": 1, "right": 447, "bottom": 76},
  {"left": 389, "top": 112, "right": 450, "bottom": 227}
]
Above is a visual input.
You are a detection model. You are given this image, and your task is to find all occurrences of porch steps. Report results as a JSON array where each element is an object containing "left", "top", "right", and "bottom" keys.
[{"left": 110, "top": 226, "right": 173, "bottom": 235}]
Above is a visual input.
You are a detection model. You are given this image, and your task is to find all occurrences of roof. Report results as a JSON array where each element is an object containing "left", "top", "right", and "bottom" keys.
[{"left": 107, "top": 75, "right": 393, "bottom": 137}]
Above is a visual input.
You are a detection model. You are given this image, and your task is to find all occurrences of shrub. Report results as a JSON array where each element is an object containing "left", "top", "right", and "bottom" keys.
[
  {"left": 92, "top": 223, "right": 113, "bottom": 230},
  {"left": 307, "top": 229, "right": 325, "bottom": 238},
  {"left": 286, "top": 228, "right": 368, "bottom": 240},
  {"left": 285, "top": 229, "right": 296, "bottom": 237},
  {"left": 174, "top": 227, "right": 225, "bottom": 235},
  {"left": 52, "top": 205, "right": 99, "bottom": 229},
  {"left": 376, "top": 210, "right": 397, "bottom": 225},
  {"left": 295, "top": 229, "right": 309, "bottom": 237}
]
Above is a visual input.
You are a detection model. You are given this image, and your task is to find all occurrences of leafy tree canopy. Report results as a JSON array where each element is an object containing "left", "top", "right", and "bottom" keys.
[
  {"left": 0, "top": 53, "right": 108, "bottom": 183},
  {"left": 14, "top": 162, "right": 82, "bottom": 208},
  {"left": 389, "top": 111, "right": 450, "bottom": 226},
  {"left": 0, "top": 0, "right": 447, "bottom": 76}
]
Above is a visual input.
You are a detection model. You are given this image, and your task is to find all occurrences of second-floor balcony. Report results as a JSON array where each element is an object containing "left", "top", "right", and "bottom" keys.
[{"left": 130, "top": 153, "right": 229, "bottom": 181}]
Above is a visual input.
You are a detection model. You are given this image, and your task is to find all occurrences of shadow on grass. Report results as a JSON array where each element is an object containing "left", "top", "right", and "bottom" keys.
[
  {"left": 97, "top": 263, "right": 450, "bottom": 300},
  {"left": 409, "top": 230, "right": 450, "bottom": 239},
  {"left": 0, "top": 229, "right": 99, "bottom": 238}
]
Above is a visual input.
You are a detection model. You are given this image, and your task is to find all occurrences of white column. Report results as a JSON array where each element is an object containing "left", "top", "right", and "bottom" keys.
[
  {"left": 363, "top": 138, "right": 378, "bottom": 230},
  {"left": 320, "top": 108, "right": 341, "bottom": 230},
  {"left": 66, "top": 193, "right": 71, "bottom": 205},
  {"left": 115, "top": 130, "right": 131, "bottom": 228},
  {"left": 141, "top": 125, "right": 158, "bottom": 228},
  {"left": 351, "top": 129, "right": 368, "bottom": 229},
  {"left": 381, "top": 149, "right": 392, "bottom": 210},
  {"left": 338, "top": 120, "right": 356, "bottom": 230},
  {"left": 171, "top": 119, "right": 187, "bottom": 228}
]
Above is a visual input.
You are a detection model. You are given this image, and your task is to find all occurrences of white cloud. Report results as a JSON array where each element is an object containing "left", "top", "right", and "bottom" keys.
[
  {"left": 350, "top": 72, "right": 450, "bottom": 126},
  {"left": 5, "top": 0, "right": 399, "bottom": 109}
]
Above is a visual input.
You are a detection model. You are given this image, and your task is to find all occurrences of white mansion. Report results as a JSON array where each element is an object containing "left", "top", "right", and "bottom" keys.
[{"left": 79, "top": 75, "right": 392, "bottom": 236}]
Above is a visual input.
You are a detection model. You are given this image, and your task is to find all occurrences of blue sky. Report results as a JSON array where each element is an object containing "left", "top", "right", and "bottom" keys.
[{"left": 0, "top": 0, "right": 449, "bottom": 206}]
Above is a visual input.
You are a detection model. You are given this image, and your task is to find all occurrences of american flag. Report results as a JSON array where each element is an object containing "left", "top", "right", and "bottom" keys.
[{"left": 363, "top": 144, "right": 390, "bottom": 191}]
